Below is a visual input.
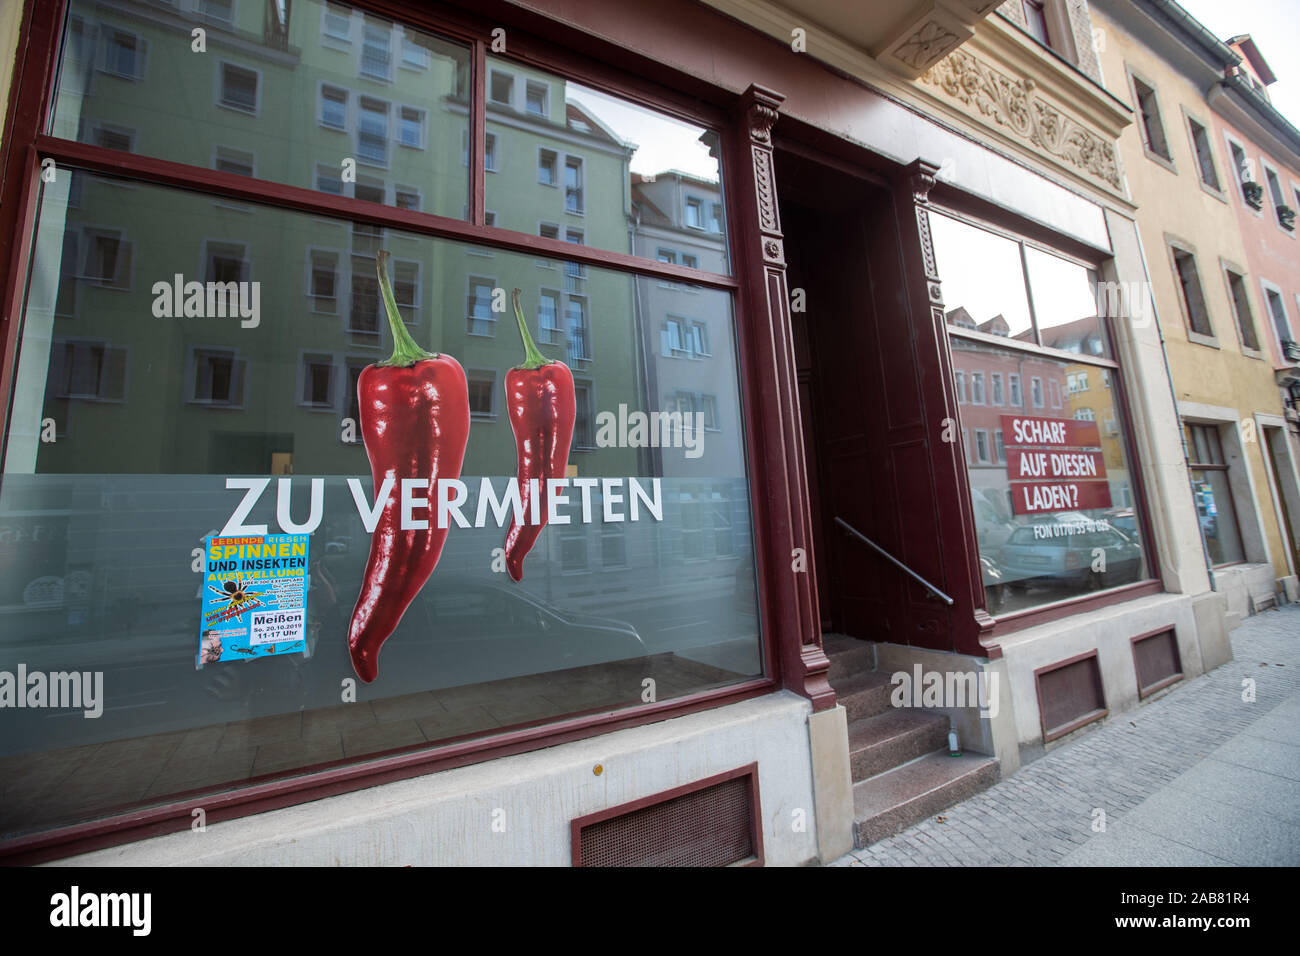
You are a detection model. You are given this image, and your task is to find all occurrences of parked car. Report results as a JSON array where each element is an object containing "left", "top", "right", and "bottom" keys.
[{"left": 998, "top": 523, "right": 1142, "bottom": 591}]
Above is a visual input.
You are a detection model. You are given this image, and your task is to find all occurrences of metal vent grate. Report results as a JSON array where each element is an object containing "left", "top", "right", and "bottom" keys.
[
  {"left": 573, "top": 766, "right": 760, "bottom": 867},
  {"left": 1132, "top": 628, "right": 1183, "bottom": 698}
]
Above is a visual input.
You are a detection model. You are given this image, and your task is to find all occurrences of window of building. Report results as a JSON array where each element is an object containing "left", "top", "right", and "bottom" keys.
[
  {"left": 214, "top": 146, "right": 254, "bottom": 177},
  {"left": 361, "top": 20, "right": 392, "bottom": 81},
  {"left": 101, "top": 27, "right": 144, "bottom": 80},
  {"left": 80, "top": 227, "right": 132, "bottom": 288},
  {"left": 189, "top": 347, "right": 246, "bottom": 405},
  {"left": 401, "top": 33, "right": 431, "bottom": 70},
  {"left": 564, "top": 157, "right": 584, "bottom": 213},
  {"left": 573, "top": 381, "right": 595, "bottom": 448},
  {"left": 685, "top": 196, "right": 703, "bottom": 228},
  {"left": 1021, "top": 0, "right": 1051, "bottom": 46},
  {"left": 466, "top": 276, "right": 496, "bottom": 336},
  {"left": 309, "top": 249, "right": 338, "bottom": 313},
  {"left": 92, "top": 124, "right": 134, "bottom": 152},
  {"left": 526, "top": 81, "right": 548, "bottom": 116},
  {"left": 485, "top": 132, "right": 498, "bottom": 172},
  {"left": 1131, "top": 75, "right": 1171, "bottom": 163},
  {"left": 50, "top": 339, "right": 127, "bottom": 401},
  {"left": 1263, "top": 164, "right": 1293, "bottom": 230},
  {"left": 537, "top": 289, "right": 562, "bottom": 345},
  {"left": 358, "top": 97, "right": 389, "bottom": 166},
  {"left": 991, "top": 373, "right": 1004, "bottom": 406},
  {"left": 394, "top": 186, "right": 421, "bottom": 212},
  {"left": 323, "top": 3, "right": 351, "bottom": 43},
  {"left": 1228, "top": 139, "right": 1255, "bottom": 206},
  {"left": 971, "top": 372, "right": 985, "bottom": 405},
  {"left": 1171, "top": 246, "right": 1214, "bottom": 339},
  {"left": 219, "top": 62, "right": 259, "bottom": 114},
  {"left": 1187, "top": 117, "right": 1220, "bottom": 191},
  {"left": 954, "top": 370, "right": 966, "bottom": 404},
  {"left": 1185, "top": 423, "right": 1246, "bottom": 566},
  {"left": 538, "top": 149, "right": 557, "bottom": 186},
  {"left": 566, "top": 294, "right": 590, "bottom": 363},
  {"left": 300, "top": 354, "right": 336, "bottom": 409},
  {"left": 1264, "top": 284, "right": 1294, "bottom": 351},
  {"left": 467, "top": 370, "right": 497, "bottom": 419},
  {"left": 1224, "top": 268, "right": 1259, "bottom": 352},
  {"left": 199, "top": 0, "right": 235, "bottom": 25},
  {"left": 398, "top": 106, "right": 425, "bottom": 149},
  {"left": 936, "top": 211, "right": 1150, "bottom": 616}
]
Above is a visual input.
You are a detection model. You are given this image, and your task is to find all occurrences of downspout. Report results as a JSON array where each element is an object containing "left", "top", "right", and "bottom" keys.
[{"left": 1129, "top": 228, "right": 1217, "bottom": 591}]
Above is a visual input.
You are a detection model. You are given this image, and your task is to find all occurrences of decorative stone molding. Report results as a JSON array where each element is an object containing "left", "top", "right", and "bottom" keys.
[
  {"left": 921, "top": 48, "right": 1121, "bottom": 189},
  {"left": 875, "top": 2, "right": 975, "bottom": 78}
]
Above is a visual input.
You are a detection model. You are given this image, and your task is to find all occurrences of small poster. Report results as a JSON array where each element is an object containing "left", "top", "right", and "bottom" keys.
[
  {"left": 1002, "top": 414, "right": 1112, "bottom": 516},
  {"left": 199, "top": 533, "right": 309, "bottom": 666}
]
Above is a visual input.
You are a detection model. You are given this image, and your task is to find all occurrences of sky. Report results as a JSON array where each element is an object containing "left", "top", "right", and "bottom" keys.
[{"left": 1174, "top": 0, "right": 1300, "bottom": 127}]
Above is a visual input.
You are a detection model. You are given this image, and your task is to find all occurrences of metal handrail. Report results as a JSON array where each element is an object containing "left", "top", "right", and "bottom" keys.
[{"left": 833, "top": 516, "right": 955, "bottom": 606}]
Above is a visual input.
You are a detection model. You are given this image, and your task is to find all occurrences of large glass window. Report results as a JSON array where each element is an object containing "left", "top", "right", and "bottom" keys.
[
  {"left": 933, "top": 211, "right": 1152, "bottom": 617},
  {"left": 1184, "top": 423, "right": 1246, "bottom": 567},
  {"left": 0, "top": 2, "right": 758, "bottom": 844}
]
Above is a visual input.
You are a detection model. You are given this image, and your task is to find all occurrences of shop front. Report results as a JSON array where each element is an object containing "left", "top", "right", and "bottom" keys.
[{"left": 0, "top": 0, "right": 1231, "bottom": 864}]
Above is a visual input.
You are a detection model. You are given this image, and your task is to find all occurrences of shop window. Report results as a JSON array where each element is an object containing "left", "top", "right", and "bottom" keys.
[
  {"left": 938, "top": 212, "right": 1150, "bottom": 616},
  {"left": 7, "top": 6, "right": 759, "bottom": 846},
  {"left": 1185, "top": 423, "right": 1246, "bottom": 566},
  {"left": 1225, "top": 268, "right": 1259, "bottom": 351},
  {"left": 219, "top": 62, "right": 259, "bottom": 114},
  {"left": 1187, "top": 117, "right": 1220, "bottom": 190},
  {"left": 539, "top": 149, "right": 558, "bottom": 186},
  {"left": 1171, "top": 246, "right": 1214, "bottom": 339},
  {"left": 1131, "top": 74, "right": 1171, "bottom": 163}
]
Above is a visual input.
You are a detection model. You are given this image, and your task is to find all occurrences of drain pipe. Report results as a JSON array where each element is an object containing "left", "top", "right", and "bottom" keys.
[{"left": 1129, "top": 227, "right": 1217, "bottom": 591}]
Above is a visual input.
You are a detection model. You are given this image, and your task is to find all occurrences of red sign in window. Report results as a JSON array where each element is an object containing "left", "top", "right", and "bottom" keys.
[{"left": 1001, "top": 414, "right": 1110, "bottom": 515}]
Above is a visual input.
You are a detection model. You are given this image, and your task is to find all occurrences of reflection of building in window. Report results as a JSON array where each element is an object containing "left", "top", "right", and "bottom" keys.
[
  {"left": 538, "top": 148, "right": 557, "bottom": 186},
  {"left": 971, "top": 372, "right": 985, "bottom": 405},
  {"left": 300, "top": 354, "right": 335, "bottom": 409},
  {"left": 994, "top": 429, "right": 1005, "bottom": 462},
  {"left": 673, "top": 391, "right": 719, "bottom": 431},
  {"left": 350, "top": 257, "right": 380, "bottom": 339},
  {"left": 566, "top": 295, "right": 589, "bottom": 363},
  {"left": 526, "top": 81, "right": 548, "bottom": 116},
  {"left": 600, "top": 523, "right": 627, "bottom": 568},
  {"left": 991, "top": 372, "right": 1003, "bottom": 406},
  {"left": 92, "top": 123, "right": 134, "bottom": 152},
  {"left": 189, "top": 348, "right": 246, "bottom": 406},
  {"left": 309, "top": 250, "right": 338, "bottom": 313},
  {"left": 361, "top": 20, "right": 392, "bottom": 81},
  {"left": 466, "top": 276, "right": 496, "bottom": 336},
  {"left": 1074, "top": 407, "right": 1096, "bottom": 421},
  {"left": 712, "top": 485, "right": 735, "bottom": 554},
  {"left": 214, "top": 145, "right": 254, "bottom": 176},
  {"left": 395, "top": 186, "right": 420, "bottom": 212},
  {"left": 490, "top": 70, "right": 514, "bottom": 106},
  {"left": 204, "top": 240, "right": 249, "bottom": 285},
  {"left": 685, "top": 196, "right": 703, "bottom": 229},
  {"left": 565, "top": 157, "right": 584, "bottom": 213},
  {"left": 323, "top": 4, "right": 352, "bottom": 44},
  {"left": 102, "top": 27, "right": 144, "bottom": 80},
  {"left": 974, "top": 429, "right": 990, "bottom": 464},
  {"left": 954, "top": 370, "right": 966, "bottom": 403},
  {"left": 358, "top": 98, "right": 389, "bottom": 166},
  {"left": 467, "top": 370, "right": 496, "bottom": 419},
  {"left": 537, "top": 289, "right": 562, "bottom": 345},
  {"left": 1009, "top": 374, "right": 1022, "bottom": 407},
  {"left": 343, "top": 359, "right": 368, "bottom": 440},
  {"left": 1031, "top": 376, "right": 1043, "bottom": 408},
  {"left": 219, "top": 62, "right": 258, "bottom": 113},
  {"left": 560, "top": 521, "right": 588, "bottom": 573},
  {"left": 80, "top": 227, "right": 132, "bottom": 289},
  {"left": 573, "top": 382, "right": 595, "bottom": 448},
  {"left": 398, "top": 107, "right": 425, "bottom": 149},
  {"left": 49, "top": 340, "right": 127, "bottom": 401}
]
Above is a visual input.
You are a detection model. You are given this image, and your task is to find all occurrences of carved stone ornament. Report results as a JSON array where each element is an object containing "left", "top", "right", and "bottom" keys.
[
  {"left": 922, "top": 50, "right": 1122, "bottom": 189},
  {"left": 763, "top": 238, "right": 785, "bottom": 263},
  {"left": 893, "top": 20, "right": 963, "bottom": 71},
  {"left": 748, "top": 102, "right": 778, "bottom": 144}
]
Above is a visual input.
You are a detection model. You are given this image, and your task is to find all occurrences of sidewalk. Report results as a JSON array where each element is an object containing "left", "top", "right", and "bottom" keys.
[{"left": 827, "top": 603, "right": 1300, "bottom": 866}]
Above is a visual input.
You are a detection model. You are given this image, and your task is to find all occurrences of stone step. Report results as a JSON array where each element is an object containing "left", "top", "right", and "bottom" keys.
[
  {"left": 822, "top": 634, "right": 875, "bottom": 683},
  {"left": 851, "top": 751, "right": 1000, "bottom": 849},
  {"left": 832, "top": 671, "right": 894, "bottom": 723},
  {"left": 847, "top": 709, "right": 949, "bottom": 782}
]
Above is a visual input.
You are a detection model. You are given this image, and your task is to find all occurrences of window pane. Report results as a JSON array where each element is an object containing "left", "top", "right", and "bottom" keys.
[
  {"left": 953, "top": 339, "right": 1150, "bottom": 616},
  {"left": 0, "top": 175, "right": 759, "bottom": 840},
  {"left": 1025, "top": 247, "right": 1110, "bottom": 358},
  {"left": 50, "top": 0, "right": 471, "bottom": 220},
  {"left": 484, "top": 56, "right": 728, "bottom": 270},
  {"left": 930, "top": 212, "right": 1034, "bottom": 341},
  {"left": 1190, "top": 469, "right": 1245, "bottom": 566}
]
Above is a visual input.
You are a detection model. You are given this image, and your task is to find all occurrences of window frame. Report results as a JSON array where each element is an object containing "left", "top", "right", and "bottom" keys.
[
  {"left": 1166, "top": 236, "right": 1218, "bottom": 347},
  {"left": 1219, "top": 258, "right": 1262, "bottom": 358},
  {"left": 1126, "top": 67, "right": 1174, "bottom": 171},
  {"left": 1181, "top": 107, "right": 1225, "bottom": 201}
]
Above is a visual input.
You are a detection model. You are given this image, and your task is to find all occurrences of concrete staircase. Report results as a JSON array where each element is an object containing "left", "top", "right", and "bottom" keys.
[{"left": 824, "top": 634, "right": 1000, "bottom": 848}]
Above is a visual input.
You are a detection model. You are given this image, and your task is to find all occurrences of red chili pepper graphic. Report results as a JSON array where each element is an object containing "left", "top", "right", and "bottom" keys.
[
  {"left": 347, "top": 250, "right": 470, "bottom": 683},
  {"left": 503, "top": 288, "right": 576, "bottom": 582}
]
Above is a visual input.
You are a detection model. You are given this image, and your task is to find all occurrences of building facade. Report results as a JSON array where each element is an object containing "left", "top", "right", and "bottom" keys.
[{"left": 0, "top": 0, "right": 1234, "bottom": 865}]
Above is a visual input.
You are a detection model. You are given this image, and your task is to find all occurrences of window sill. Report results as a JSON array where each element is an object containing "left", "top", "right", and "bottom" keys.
[
  {"left": 1142, "top": 146, "right": 1177, "bottom": 174},
  {"left": 1186, "top": 330, "right": 1220, "bottom": 349},
  {"left": 1198, "top": 180, "right": 1228, "bottom": 204}
]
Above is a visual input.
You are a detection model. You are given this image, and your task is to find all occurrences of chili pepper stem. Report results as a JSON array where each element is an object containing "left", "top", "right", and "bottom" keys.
[
  {"left": 376, "top": 249, "right": 437, "bottom": 367},
  {"left": 511, "top": 288, "right": 552, "bottom": 370}
]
